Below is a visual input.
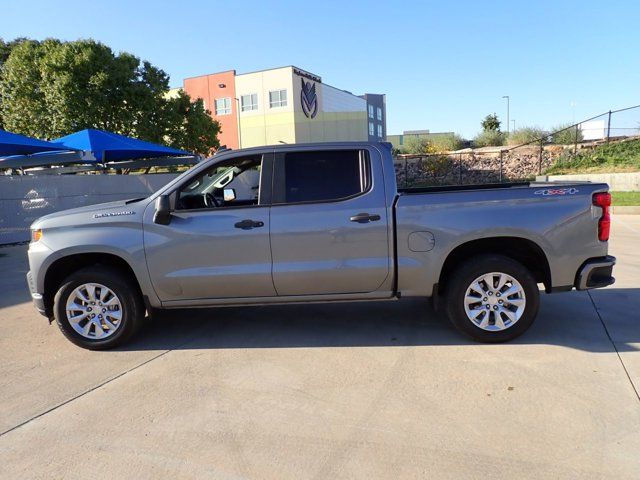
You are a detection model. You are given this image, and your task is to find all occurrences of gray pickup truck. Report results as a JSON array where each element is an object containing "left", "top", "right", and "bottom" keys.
[{"left": 27, "top": 142, "right": 615, "bottom": 349}]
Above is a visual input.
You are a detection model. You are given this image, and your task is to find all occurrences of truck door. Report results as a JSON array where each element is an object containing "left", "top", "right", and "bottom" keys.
[
  {"left": 143, "top": 153, "right": 276, "bottom": 302},
  {"left": 269, "top": 147, "right": 390, "bottom": 296}
]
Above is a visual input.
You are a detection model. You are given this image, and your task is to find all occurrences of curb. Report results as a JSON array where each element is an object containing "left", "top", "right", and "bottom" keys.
[{"left": 612, "top": 206, "right": 640, "bottom": 215}]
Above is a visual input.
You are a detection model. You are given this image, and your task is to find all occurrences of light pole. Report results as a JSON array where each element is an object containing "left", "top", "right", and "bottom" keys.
[
  {"left": 502, "top": 96, "right": 510, "bottom": 134},
  {"left": 511, "top": 119, "right": 515, "bottom": 132}
]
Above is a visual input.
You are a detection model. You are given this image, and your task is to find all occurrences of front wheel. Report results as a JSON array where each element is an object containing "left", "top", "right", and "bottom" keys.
[
  {"left": 444, "top": 255, "right": 540, "bottom": 342},
  {"left": 53, "top": 266, "right": 144, "bottom": 350}
]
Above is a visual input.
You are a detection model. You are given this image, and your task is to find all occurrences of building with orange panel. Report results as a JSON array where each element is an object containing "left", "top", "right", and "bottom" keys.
[
  {"left": 183, "top": 66, "right": 385, "bottom": 150},
  {"left": 184, "top": 70, "right": 238, "bottom": 149}
]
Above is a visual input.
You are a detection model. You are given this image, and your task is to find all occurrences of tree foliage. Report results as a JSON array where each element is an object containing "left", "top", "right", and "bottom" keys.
[
  {"left": 0, "top": 38, "right": 219, "bottom": 154},
  {"left": 481, "top": 113, "right": 501, "bottom": 132}
]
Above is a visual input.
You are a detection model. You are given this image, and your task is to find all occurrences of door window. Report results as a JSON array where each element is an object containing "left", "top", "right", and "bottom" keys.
[
  {"left": 273, "top": 150, "right": 370, "bottom": 204},
  {"left": 176, "top": 154, "right": 263, "bottom": 210}
]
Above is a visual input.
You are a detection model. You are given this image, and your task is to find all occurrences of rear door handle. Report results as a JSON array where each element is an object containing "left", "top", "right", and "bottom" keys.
[
  {"left": 234, "top": 219, "right": 264, "bottom": 230},
  {"left": 349, "top": 213, "right": 381, "bottom": 224}
]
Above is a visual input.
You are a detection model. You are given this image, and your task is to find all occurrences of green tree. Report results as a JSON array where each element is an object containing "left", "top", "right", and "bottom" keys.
[
  {"left": 481, "top": 113, "right": 501, "bottom": 132},
  {"left": 0, "top": 38, "right": 219, "bottom": 153},
  {"left": 165, "top": 91, "right": 220, "bottom": 155}
]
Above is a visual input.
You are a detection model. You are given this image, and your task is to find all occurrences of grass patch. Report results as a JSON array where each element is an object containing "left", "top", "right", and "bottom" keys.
[
  {"left": 611, "top": 191, "right": 640, "bottom": 206},
  {"left": 545, "top": 139, "right": 640, "bottom": 174}
]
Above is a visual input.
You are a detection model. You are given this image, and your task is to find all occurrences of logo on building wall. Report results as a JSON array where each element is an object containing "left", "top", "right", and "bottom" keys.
[{"left": 300, "top": 78, "right": 318, "bottom": 119}]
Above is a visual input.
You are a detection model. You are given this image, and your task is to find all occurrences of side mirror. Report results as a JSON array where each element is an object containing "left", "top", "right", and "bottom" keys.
[
  {"left": 223, "top": 188, "right": 236, "bottom": 202},
  {"left": 153, "top": 195, "right": 172, "bottom": 225}
]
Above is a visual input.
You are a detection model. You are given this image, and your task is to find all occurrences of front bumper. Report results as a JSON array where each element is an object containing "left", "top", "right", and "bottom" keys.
[
  {"left": 575, "top": 255, "right": 616, "bottom": 290},
  {"left": 26, "top": 270, "right": 47, "bottom": 316}
]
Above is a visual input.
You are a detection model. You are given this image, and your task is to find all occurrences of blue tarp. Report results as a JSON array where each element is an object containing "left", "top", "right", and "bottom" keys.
[
  {"left": 52, "top": 129, "right": 190, "bottom": 162},
  {"left": 0, "top": 130, "right": 67, "bottom": 156}
]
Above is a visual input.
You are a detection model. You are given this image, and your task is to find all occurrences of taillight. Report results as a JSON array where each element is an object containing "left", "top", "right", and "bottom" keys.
[{"left": 593, "top": 192, "right": 611, "bottom": 241}]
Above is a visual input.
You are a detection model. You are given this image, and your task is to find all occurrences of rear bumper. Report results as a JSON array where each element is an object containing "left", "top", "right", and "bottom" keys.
[
  {"left": 26, "top": 271, "right": 47, "bottom": 317},
  {"left": 575, "top": 255, "right": 616, "bottom": 290}
]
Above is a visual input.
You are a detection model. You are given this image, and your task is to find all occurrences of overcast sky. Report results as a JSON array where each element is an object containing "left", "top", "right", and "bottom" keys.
[{"left": 3, "top": 0, "right": 639, "bottom": 137}]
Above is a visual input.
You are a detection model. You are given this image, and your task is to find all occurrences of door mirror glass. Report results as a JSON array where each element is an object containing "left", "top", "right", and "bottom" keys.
[
  {"left": 223, "top": 188, "right": 236, "bottom": 202},
  {"left": 153, "top": 194, "right": 172, "bottom": 225}
]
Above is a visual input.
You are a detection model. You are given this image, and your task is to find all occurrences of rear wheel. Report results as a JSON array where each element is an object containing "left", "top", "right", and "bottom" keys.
[
  {"left": 53, "top": 266, "right": 144, "bottom": 350},
  {"left": 444, "top": 255, "right": 539, "bottom": 342}
]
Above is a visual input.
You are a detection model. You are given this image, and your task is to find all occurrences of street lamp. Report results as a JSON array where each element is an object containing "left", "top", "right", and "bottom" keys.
[
  {"left": 502, "top": 96, "right": 510, "bottom": 134},
  {"left": 511, "top": 119, "right": 515, "bottom": 132}
]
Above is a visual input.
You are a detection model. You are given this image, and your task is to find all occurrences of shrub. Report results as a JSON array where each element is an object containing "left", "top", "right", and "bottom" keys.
[
  {"left": 551, "top": 124, "right": 583, "bottom": 145},
  {"left": 473, "top": 130, "right": 506, "bottom": 147},
  {"left": 507, "top": 127, "right": 547, "bottom": 146},
  {"left": 403, "top": 136, "right": 436, "bottom": 155},
  {"left": 429, "top": 133, "right": 465, "bottom": 152}
]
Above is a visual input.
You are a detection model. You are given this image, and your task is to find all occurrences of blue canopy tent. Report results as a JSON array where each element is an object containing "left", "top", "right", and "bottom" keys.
[
  {"left": 52, "top": 129, "right": 192, "bottom": 162},
  {"left": 0, "top": 130, "right": 67, "bottom": 156}
]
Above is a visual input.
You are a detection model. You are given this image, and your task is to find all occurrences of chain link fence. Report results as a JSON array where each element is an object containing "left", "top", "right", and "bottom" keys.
[{"left": 395, "top": 104, "right": 640, "bottom": 188}]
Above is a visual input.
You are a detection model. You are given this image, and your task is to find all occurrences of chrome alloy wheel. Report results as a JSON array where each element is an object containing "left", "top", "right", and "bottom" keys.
[
  {"left": 463, "top": 272, "right": 526, "bottom": 331},
  {"left": 65, "top": 283, "right": 123, "bottom": 339}
]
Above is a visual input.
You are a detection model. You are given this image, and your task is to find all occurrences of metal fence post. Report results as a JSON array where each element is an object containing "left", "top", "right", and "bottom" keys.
[
  {"left": 574, "top": 125, "right": 579, "bottom": 155},
  {"left": 538, "top": 139, "right": 544, "bottom": 175},
  {"left": 404, "top": 158, "right": 408, "bottom": 189},
  {"left": 459, "top": 153, "right": 462, "bottom": 184},
  {"left": 499, "top": 150, "right": 503, "bottom": 183},
  {"left": 606, "top": 110, "right": 612, "bottom": 143}
]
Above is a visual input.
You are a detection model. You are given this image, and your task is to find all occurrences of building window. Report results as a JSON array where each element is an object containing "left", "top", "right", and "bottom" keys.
[
  {"left": 215, "top": 97, "right": 232, "bottom": 115},
  {"left": 269, "top": 89, "right": 288, "bottom": 108},
  {"left": 241, "top": 93, "right": 258, "bottom": 111},
  {"left": 368, "top": 104, "right": 374, "bottom": 119},
  {"left": 377, "top": 124, "right": 383, "bottom": 138},
  {"left": 377, "top": 107, "right": 382, "bottom": 121},
  {"left": 369, "top": 122, "right": 374, "bottom": 136}
]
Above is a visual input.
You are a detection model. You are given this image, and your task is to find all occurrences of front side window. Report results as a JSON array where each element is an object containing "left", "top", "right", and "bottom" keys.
[
  {"left": 176, "top": 154, "right": 263, "bottom": 210},
  {"left": 369, "top": 122, "right": 374, "bottom": 136},
  {"left": 241, "top": 93, "right": 258, "bottom": 111},
  {"left": 377, "top": 107, "right": 382, "bottom": 121},
  {"left": 368, "top": 104, "right": 374, "bottom": 118},
  {"left": 275, "top": 150, "right": 369, "bottom": 204},
  {"left": 377, "top": 124, "right": 383, "bottom": 138},
  {"left": 215, "top": 97, "right": 232, "bottom": 115},
  {"left": 269, "top": 89, "right": 288, "bottom": 108}
]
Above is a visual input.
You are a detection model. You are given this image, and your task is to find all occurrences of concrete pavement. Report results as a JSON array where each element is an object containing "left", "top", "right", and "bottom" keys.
[{"left": 0, "top": 217, "right": 639, "bottom": 479}]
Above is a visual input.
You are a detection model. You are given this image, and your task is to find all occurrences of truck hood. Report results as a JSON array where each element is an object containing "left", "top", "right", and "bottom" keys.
[{"left": 31, "top": 197, "right": 148, "bottom": 230}]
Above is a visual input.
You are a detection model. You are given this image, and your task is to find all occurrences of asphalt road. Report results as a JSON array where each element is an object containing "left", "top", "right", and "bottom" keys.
[{"left": 1, "top": 216, "right": 639, "bottom": 479}]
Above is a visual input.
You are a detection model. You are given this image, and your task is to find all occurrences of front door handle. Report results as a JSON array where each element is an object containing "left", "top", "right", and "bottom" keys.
[
  {"left": 349, "top": 213, "right": 381, "bottom": 224},
  {"left": 234, "top": 219, "right": 264, "bottom": 230}
]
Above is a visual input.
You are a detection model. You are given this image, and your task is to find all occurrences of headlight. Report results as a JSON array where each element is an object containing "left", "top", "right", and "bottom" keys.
[{"left": 31, "top": 229, "right": 43, "bottom": 242}]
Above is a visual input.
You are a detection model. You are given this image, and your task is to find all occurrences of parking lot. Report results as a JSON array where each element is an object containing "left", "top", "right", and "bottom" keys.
[{"left": 0, "top": 216, "right": 638, "bottom": 479}]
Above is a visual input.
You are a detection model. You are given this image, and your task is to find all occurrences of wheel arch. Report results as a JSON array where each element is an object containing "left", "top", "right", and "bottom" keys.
[
  {"left": 437, "top": 236, "right": 552, "bottom": 295},
  {"left": 43, "top": 252, "right": 143, "bottom": 318}
]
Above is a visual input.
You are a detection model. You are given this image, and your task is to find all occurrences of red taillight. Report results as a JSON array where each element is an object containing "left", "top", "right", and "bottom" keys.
[{"left": 593, "top": 192, "right": 611, "bottom": 241}]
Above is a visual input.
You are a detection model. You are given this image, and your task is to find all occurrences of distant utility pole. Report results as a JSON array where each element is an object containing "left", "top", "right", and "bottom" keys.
[
  {"left": 511, "top": 119, "right": 515, "bottom": 132},
  {"left": 502, "top": 96, "right": 510, "bottom": 134}
]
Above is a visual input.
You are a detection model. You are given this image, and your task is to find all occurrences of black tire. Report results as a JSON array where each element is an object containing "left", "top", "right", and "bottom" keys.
[
  {"left": 444, "top": 254, "right": 539, "bottom": 343},
  {"left": 53, "top": 266, "right": 144, "bottom": 350}
]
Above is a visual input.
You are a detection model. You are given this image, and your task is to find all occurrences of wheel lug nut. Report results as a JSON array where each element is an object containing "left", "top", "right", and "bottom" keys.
[
  {"left": 483, "top": 297, "right": 487, "bottom": 302},
  {"left": 486, "top": 305, "right": 490, "bottom": 309},
  {"left": 87, "top": 307, "right": 92, "bottom": 312},
  {"left": 498, "top": 300, "right": 503, "bottom": 304},
  {"left": 493, "top": 306, "right": 498, "bottom": 310},
  {"left": 496, "top": 293, "right": 501, "bottom": 297},
  {"left": 488, "top": 292, "right": 493, "bottom": 296}
]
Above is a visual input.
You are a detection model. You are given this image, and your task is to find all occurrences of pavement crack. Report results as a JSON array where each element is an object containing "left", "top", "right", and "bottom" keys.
[
  {"left": 0, "top": 348, "right": 172, "bottom": 438},
  {"left": 587, "top": 290, "right": 640, "bottom": 404}
]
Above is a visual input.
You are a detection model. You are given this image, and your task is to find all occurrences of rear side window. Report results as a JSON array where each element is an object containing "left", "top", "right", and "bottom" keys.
[{"left": 275, "top": 150, "right": 370, "bottom": 204}]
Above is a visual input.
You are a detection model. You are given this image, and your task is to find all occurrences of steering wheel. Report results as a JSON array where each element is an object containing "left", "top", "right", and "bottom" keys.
[{"left": 204, "top": 193, "right": 219, "bottom": 208}]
